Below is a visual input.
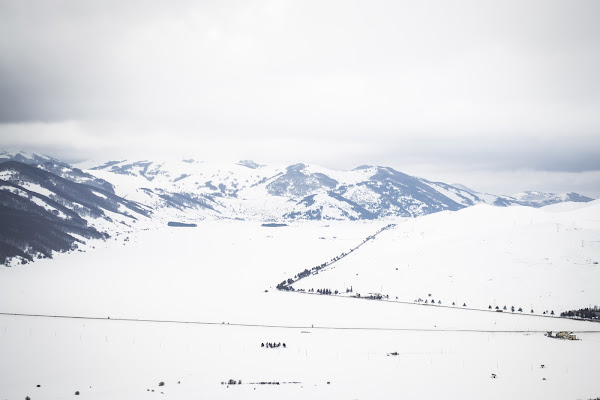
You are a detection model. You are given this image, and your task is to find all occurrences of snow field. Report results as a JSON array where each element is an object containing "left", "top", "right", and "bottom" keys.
[
  {"left": 1, "top": 204, "right": 599, "bottom": 399},
  {"left": 293, "top": 203, "right": 600, "bottom": 313},
  {"left": 1, "top": 315, "right": 599, "bottom": 400}
]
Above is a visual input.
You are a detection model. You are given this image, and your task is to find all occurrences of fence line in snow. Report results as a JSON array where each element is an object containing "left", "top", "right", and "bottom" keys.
[{"left": 1, "top": 312, "right": 599, "bottom": 334}]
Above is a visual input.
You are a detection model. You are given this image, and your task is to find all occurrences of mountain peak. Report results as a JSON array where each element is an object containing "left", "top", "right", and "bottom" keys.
[{"left": 0, "top": 151, "right": 67, "bottom": 167}]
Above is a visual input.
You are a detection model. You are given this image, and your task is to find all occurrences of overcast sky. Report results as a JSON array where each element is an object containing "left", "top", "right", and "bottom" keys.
[{"left": 1, "top": 0, "right": 599, "bottom": 197}]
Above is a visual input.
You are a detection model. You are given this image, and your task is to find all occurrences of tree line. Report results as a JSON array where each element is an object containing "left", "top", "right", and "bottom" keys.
[
  {"left": 560, "top": 305, "right": 600, "bottom": 320},
  {"left": 275, "top": 224, "right": 396, "bottom": 291}
]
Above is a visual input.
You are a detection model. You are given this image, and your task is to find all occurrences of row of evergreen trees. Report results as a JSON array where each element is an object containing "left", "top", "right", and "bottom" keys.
[
  {"left": 221, "top": 379, "right": 241, "bottom": 385},
  {"left": 560, "top": 305, "right": 599, "bottom": 319},
  {"left": 275, "top": 224, "right": 396, "bottom": 291},
  {"left": 317, "top": 288, "right": 336, "bottom": 295},
  {"left": 489, "top": 305, "right": 526, "bottom": 312}
]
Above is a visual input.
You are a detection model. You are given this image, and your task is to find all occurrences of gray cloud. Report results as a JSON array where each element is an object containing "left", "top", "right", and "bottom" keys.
[{"left": 1, "top": 0, "right": 599, "bottom": 195}]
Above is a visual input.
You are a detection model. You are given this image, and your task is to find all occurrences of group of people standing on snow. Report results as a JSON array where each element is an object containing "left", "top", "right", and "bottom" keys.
[{"left": 261, "top": 342, "right": 286, "bottom": 349}]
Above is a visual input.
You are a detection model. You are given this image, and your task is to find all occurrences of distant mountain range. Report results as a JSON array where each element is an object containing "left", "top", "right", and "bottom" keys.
[{"left": 0, "top": 151, "right": 594, "bottom": 265}]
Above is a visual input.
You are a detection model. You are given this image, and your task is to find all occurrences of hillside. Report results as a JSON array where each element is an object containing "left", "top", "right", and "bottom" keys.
[
  {"left": 288, "top": 201, "right": 600, "bottom": 314},
  {"left": 0, "top": 161, "right": 152, "bottom": 265}
]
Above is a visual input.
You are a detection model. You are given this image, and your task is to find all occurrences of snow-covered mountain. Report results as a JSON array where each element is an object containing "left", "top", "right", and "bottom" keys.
[
  {"left": 0, "top": 161, "right": 152, "bottom": 265},
  {"left": 84, "top": 159, "right": 487, "bottom": 220},
  {"left": 1, "top": 150, "right": 116, "bottom": 192},
  {"left": 0, "top": 150, "right": 69, "bottom": 167},
  {"left": 0, "top": 151, "right": 594, "bottom": 265},
  {"left": 511, "top": 191, "right": 593, "bottom": 207},
  {"left": 84, "top": 157, "right": 593, "bottom": 220},
  {"left": 451, "top": 183, "right": 594, "bottom": 208}
]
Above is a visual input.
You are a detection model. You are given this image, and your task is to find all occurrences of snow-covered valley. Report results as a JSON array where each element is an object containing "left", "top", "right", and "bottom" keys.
[{"left": 1, "top": 201, "right": 599, "bottom": 399}]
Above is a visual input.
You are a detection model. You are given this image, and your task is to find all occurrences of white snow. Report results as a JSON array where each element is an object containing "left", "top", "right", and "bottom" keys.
[
  {"left": 0, "top": 170, "right": 17, "bottom": 180},
  {"left": 0, "top": 202, "right": 599, "bottom": 399},
  {"left": 0, "top": 185, "right": 69, "bottom": 219},
  {"left": 92, "top": 190, "right": 108, "bottom": 199},
  {"left": 293, "top": 203, "right": 600, "bottom": 313},
  {"left": 29, "top": 196, "right": 69, "bottom": 219},
  {"left": 424, "top": 181, "right": 475, "bottom": 205},
  {"left": 19, "top": 181, "right": 55, "bottom": 198}
]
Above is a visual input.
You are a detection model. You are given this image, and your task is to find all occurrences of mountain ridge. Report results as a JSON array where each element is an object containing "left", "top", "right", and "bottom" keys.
[{"left": 0, "top": 151, "right": 594, "bottom": 265}]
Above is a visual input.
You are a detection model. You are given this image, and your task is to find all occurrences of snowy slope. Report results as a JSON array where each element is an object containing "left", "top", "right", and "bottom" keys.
[
  {"left": 0, "top": 218, "right": 599, "bottom": 399},
  {"left": 0, "top": 161, "right": 154, "bottom": 265},
  {"left": 290, "top": 201, "right": 600, "bottom": 315}
]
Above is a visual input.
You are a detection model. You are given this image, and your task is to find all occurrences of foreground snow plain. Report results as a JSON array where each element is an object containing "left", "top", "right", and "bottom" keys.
[{"left": 1, "top": 202, "right": 599, "bottom": 399}]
